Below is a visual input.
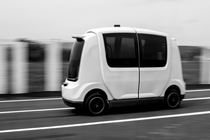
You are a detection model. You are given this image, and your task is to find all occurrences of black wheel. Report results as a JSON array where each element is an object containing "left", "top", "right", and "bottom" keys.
[
  {"left": 84, "top": 93, "right": 107, "bottom": 115},
  {"left": 165, "top": 89, "right": 181, "bottom": 109}
]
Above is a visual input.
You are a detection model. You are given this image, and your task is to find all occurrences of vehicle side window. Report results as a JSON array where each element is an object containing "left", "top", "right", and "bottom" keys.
[
  {"left": 103, "top": 33, "right": 138, "bottom": 67},
  {"left": 138, "top": 34, "right": 167, "bottom": 67}
]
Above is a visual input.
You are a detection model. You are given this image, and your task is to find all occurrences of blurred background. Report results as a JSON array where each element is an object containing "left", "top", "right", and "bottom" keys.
[
  {"left": 0, "top": 37, "right": 208, "bottom": 94},
  {"left": 0, "top": 0, "right": 210, "bottom": 94}
]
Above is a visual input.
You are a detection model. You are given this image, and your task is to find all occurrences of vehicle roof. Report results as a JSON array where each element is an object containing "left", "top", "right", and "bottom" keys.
[{"left": 86, "top": 27, "right": 168, "bottom": 36}]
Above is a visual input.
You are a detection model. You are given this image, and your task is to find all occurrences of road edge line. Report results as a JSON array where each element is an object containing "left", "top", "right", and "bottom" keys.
[{"left": 0, "top": 110, "right": 210, "bottom": 134}]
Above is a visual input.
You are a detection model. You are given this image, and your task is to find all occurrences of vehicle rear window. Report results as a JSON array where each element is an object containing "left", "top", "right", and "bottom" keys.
[{"left": 68, "top": 39, "right": 84, "bottom": 81}]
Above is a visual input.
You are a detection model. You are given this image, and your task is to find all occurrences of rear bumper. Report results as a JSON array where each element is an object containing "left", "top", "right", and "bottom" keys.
[{"left": 62, "top": 98, "right": 83, "bottom": 108}]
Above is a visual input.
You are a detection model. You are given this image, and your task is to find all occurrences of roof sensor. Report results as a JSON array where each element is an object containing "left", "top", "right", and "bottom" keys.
[{"left": 114, "top": 25, "right": 121, "bottom": 27}]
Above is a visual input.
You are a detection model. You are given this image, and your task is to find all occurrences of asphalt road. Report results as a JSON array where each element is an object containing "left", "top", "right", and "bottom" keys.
[{"left": 0, "top": 90, "right": 210, "bottom": 140}]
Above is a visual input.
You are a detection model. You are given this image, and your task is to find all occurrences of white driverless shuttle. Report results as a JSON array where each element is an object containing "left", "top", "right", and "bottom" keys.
[{"left": 62, "top": 26, "right": 185, "bottom": 115}]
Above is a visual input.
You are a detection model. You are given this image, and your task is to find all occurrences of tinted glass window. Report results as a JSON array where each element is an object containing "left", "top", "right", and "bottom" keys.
[
  {"left": 138, "top": 34, "right": 167, "bottom": 67},
  {"left": 103, "top": 33, "right": 138, "bottom": 67},
  {"left": 68, "top": 39, "right": 84, "bottom": 81}
]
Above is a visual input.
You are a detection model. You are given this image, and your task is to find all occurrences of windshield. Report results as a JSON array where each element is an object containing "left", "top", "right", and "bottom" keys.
[{"left": 68, "top": 39, "right": 84, "bottom": 81}]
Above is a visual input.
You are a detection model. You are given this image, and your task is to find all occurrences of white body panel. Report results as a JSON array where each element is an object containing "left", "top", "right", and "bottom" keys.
[
  {"left": 161, "top": 39, "right": 185, "bottom": 96},
  {"left": 139, "top": 36, "right": 170, "bottom": 98},
  {"left": 102, "top": 67, "right": 139, "bottom": 99},
  {"left": 62, "top": 33, "right": 113, "bottom": 102},
  {"left": 95, "top": 29, "right": 139, "bottom": 99},
  {"left": 62, "top": 26, "right": 185, "bottom": 105},
  {"left": 139, "top": 67, "right": 169, "bottom": 98}
]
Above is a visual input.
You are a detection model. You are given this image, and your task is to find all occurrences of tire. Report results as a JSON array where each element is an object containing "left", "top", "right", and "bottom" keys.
[
  {"left": 84, "top": 93, "right": 107, "bottom": 115},
  {"left": 165, "top": 89, "right": 181, "bottom": 109}
]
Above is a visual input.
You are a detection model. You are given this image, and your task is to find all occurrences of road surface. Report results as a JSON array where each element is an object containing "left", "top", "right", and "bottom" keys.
[{"left": 0, "top": 89, "right": 210, "bottom": 139}]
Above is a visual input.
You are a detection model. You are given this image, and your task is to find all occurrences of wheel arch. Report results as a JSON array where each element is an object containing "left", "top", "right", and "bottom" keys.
[
  {"left": 84, "top": 88, "right": 108, "bottom": 103},
  {"left": 84, "top": 88, "right": 110, "bottom": 115},
  {"left": 161, "top": 79, "right": 185, "bottom": 98},
  {"left": 164, "top": 85, "right": 181, "bottom": 98}
]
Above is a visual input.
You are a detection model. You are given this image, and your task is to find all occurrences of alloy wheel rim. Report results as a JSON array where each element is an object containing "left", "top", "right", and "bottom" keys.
[
  {"left": 89, "top": 97, "right": 105, "bottom": 114},
  {"left": 168, "top": 92, "right": 180, "bottom": 108}
]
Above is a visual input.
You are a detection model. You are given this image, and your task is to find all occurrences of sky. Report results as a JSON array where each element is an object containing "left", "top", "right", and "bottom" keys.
[{"left": 0, "top": 0, "right": 209, "bottom": 46}]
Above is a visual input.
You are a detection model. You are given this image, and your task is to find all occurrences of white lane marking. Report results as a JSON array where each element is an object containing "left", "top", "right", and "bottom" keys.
[
  {"left": 186, "top": 89, "right": 210, "bottom": 92},
  {"left": 0, "top": 110, "right": 210, "bottom": 134},
  {"left": 0, "top": 98, "right": 61, "bottom": 103},
  {"left": 0, "top": 108, "right": 73, "bottom": 114},
  {"left": 0, "top": 89, "right": 209, "bottom": 103},
  {"left": 0, "top": 96, "right": 210, "bottom": 115},
  {"left": 183, "top": 97, "right": 210, "bottom": 101}
]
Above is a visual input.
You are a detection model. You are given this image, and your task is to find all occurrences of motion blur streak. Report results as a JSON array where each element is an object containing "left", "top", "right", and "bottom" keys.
[
  {"left": 0, "top": 97, "right": 61, "bottom": 103},
  {"left": 183, "top": 97, "right": 210, "bottom": 101},
  {"left": 186, "top": 89, "right": 210, "bottom": 92},
  {"left": 1, "top": 89, "right": 209, "bottom": 103},
  {"left": 0, "top": 110, "right": 210, "bottom": 134},
  {"left": 0, "top": 107, "right": 71, "bottom": 114},
  {"left": 0, "top": 96, "right": 209, "bottom": 115}
]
